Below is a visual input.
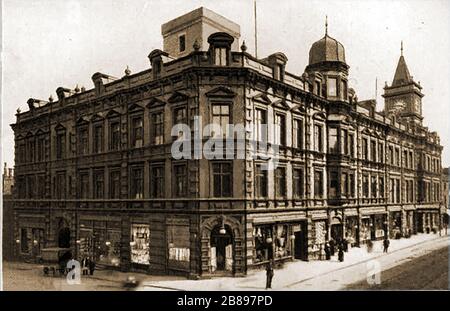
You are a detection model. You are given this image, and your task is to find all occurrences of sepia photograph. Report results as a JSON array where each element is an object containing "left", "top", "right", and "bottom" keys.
[{"left": 1, "top": 0, "right": 449, "bottom": 299}]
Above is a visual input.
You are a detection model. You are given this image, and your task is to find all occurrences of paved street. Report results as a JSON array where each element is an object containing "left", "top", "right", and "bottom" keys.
[
  {"left": 2, "top": 232, "right": 449, "bottom": 291},
  {"left": 346, "top": 246, "right": 448, "bottom": 290}
]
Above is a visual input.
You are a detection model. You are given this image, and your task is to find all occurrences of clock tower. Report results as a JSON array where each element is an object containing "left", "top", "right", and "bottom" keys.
[{"left": 383, "top": 42, "right": 424, "bottom": 125}]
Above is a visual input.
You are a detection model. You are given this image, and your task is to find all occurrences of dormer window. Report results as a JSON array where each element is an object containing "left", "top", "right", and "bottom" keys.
[
  {"left": 214, "top": 47, "right": 227, "bottom": 66},
  {"left": 179, "top": 34, "right": 186, "bottom": 53},
  {"left": 315, "top": 81, "right": 321, "bottom": 96}
]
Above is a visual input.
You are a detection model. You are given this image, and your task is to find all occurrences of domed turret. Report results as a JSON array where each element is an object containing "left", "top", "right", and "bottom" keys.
[{"left": 308, "top": 35, "right": 346, "bottom": 65}]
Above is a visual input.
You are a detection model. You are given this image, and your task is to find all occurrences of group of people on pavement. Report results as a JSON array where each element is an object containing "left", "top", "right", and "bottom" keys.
[
  {"left": 264, "top": 235, "right": 391, "bottom": 289},
  {"left": 324, "top": 238, "right": 348, "bottom": 262},
  {"left": 81, "top": 256, "right": 96, "bottom": 276}
]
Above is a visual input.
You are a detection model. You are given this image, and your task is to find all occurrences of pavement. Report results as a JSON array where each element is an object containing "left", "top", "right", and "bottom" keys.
[
  {"left": 138, "top": 231, "right": 449, "bottom": 291},
  {"left": 3, "top": 230, "right": 449, "bottom": 291}
]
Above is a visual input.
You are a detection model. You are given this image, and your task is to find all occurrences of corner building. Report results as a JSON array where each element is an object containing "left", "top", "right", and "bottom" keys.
[{"left": 12, "top": 7, "right": 445, "bottom": 277}]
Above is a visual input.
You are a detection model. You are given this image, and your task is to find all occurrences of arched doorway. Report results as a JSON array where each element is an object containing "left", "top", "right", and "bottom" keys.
[
  {"left": 330, "top": 217, "right": 343, "bottom": 242},
  {"left": 57, "top": 218, "right": 71, "bottom": 248},
  {"left": 210, "top": 225, "right": 233, "bottom": 273}
]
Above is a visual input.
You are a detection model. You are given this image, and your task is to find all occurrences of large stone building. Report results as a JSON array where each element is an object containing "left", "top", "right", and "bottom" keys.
[
  {"left": 3, "top": 163, "right": 15, "bottom": 260},
  {"left": 11, "top": 7, "right": 445, "bottom": 277}
]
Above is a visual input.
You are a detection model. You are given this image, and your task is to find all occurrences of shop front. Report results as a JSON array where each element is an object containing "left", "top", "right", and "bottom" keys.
[
  {"left": 344, "top": 216, "right": 358, "bottom": 247},
  {"left": 389, "top": 210, "right": 403, "bottom": 239},
  {"left": 77, "top": 219, "right": 121, "bottom": 267},
  {"left": 130, "top": 223, "right": 150, "bottom": 267},
  {"left": 166, "top": 218, "right": 191, "bottom": 274},
  {"left": 17, "top": 215, "right": 47, "bottom": 260}
]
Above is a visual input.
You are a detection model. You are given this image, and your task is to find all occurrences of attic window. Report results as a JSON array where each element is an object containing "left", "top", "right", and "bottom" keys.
[
  {"left": 215, "top": 47, "right": 227, "bottom": 66},
  {"left": 179, "top": 35, "right": 186, "bottom": 53}
]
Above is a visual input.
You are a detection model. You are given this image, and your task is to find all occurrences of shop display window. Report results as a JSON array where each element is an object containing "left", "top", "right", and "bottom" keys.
[{"left": 130, "top": 224, "right": 150, "bottom": 264}]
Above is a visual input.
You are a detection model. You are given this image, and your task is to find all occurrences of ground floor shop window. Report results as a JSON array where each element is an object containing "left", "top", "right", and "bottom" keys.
[
  {"left": 274, "top": 225, "right": 288, "bottom": 258},
  {"left": 130, "top": 224, "right": 150, "bottom": 264},
  {"left": 20, "top": 228, "right": 30, "bottom": 253},
  {"left": 360, "top": 218, "right": 371, "bottom": 241},
  {"left": 374, "top": 214, "right": 386, "bottom": 239},
  {"left": 167, "top": 222, "right": 190, "bottom": 271},
  {"left": 254, "top": 226, "right": 273, "bottom": 263},
  {"left": 345, "top": 217, "right": 358, "bottom": 245},
  {"left": 210, "top": 225, "right": 233, "bottom": 272},
  {"left": 78, "top": 220, "right": 121, "bottom": 266}
]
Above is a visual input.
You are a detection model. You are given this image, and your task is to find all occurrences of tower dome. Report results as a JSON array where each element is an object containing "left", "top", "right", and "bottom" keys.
[
  {"left": 308, "top": 17, "right": 346, "bottom": 66},
  {"left": 308, "top": 34, "right": 346, "bottom": 65}
]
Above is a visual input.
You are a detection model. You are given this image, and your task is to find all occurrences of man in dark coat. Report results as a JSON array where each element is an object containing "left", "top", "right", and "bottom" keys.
[
  {"left": 88, "top": 257, "right": 96, "bottom": 275},
  {"left": 81, "top": 257, "right": 90, "bottom": 275},
  {"left": 329, "top": 239, "right": 335, "bottom": 256},
  {"left": 383, "top": 238, "right": 390, "bottom": 253},
  {"left": 324, "top": 243, "right": 331, "bottom": 260},
  {"left": 265, "top": 260, "right": 274, "bottom": 289},
  {"left": 338, "top": 245, "right": 344, "bottom": 262}
]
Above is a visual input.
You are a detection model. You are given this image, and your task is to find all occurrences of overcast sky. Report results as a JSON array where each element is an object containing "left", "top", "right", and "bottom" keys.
[{"left": 2, "top": 0, "right": 449, "bottom": 167}]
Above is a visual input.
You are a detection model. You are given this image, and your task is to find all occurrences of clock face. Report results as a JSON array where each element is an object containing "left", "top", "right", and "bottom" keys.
[{"left": 393, "top": 99, "right": 406, "bottom": 112}]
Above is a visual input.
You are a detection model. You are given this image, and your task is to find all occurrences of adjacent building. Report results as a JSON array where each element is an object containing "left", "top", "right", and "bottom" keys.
[
  {"left": 11, "top": 7, "right": 445, "bottom": 277},
  {"left": 3, "top": 163, "right": 15, "bottom": 260}
]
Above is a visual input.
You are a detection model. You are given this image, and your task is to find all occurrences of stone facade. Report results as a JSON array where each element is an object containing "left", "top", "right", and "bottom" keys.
[{"left": 11, "top": 8, "right": 445, "bottom": 277}]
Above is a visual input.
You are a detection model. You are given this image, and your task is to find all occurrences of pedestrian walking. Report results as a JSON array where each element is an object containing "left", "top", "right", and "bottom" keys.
[
  {"left": 329, "top": 239, "right": 335, "bottom": 256},
  {"left": 366, "top": 240, "right": 373, "bottom": 253},
  {"left": 81, "top": 256, "right": 90, "bottom": 275},
  {"left": 383, "top": 238, "right": 390, "bottom": 253},
  {"left": 265, "top": 260, "right": 274, "bottom": 289},
  {"left": 342, "top": 237, "right": 348, "bottom": 252},
  {"left": 324, "top": 243, "right": 331, "bottom": 260},
  {"left": 88, "top": 257, "right": 96, "bottom": 276},
  {"left": 338, "top": 245, "right": 344, "bottom": 262}
]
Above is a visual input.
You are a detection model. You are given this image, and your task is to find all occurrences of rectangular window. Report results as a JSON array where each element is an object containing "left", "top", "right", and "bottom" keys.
[
  {"left": 109, "top": 121, "right": 121, "bottom": 151},
  {"left": 131, "top": 117, "right": 143, "bottom": 148},
  {"left": 293, "top": 118, "right": 303, "bottom": 149},
  {"left": 342, "top": 129, "right": 348, "bottom": 155},
  {"left": 314, "top": 169, "right": 323, "bottom": 198},
  {"left": 293, "top": 168, "right": 304, "bottom": 198},
  {"left": 274, "top": 113, "right": 286, "bottom": 146},
  {"left": 409, "top": 151, "right": 413, "bottom": 168},
  {"left": 56, "top": 131, "right": 66, "bottom": 159},
  {"left": 212, "top": 162, "right": 232, "bottom": 197},
  {"left": 37, "top": 137, "right": 45, "bottom": 161},
  {"left": 93, "top": 124, "right": 103, "bottom": 153},
  {"left": 152, "top": 112, "right": 164, "bottom": 145},
  {"left": 349, "top": 173, "right": 355, "bottom": 198},
  {"left": 255, "top": 109, "right": 267, "bottom": 143},
  {"left": 363, "top": 175, "right": 369, "bottom": 198},
  {"left": 342, "top": 172, "right": 349, "bottom": 197},
  {"left": 342, "top": 80, "right": 348, "bottom": 100},
  {"left": 327, "top": 77, "right": 337, "bottom": 97},
  {"left": 389, "top": 146, "right": 394, "bottom": 165},
  {"left": 255, "top": 164, "right": 268, "bottom": 198},
  {"left": 151, "top": 166, "right": 164, "bottom": 198},
  {"left": 378, "top": 143, "right": 384, "bottom": 163},
  {"left": 329, "top": 127, "right": 339, "bottom": 154},
  {"left": 37, "top": 175, "right": 46, "bottom": 198},
  {"left": 396, "top": 179, "right": 401, "bottom": 203},
  {"left": 21, "top": 228, "right": 29, "bottom": 253},
  {"left": 55, "top": 172, "right": 65, "bottom": 199},
  {"left": 275, "top": 167, "right": 287, "bottom": 197},
  {"left": 348, "top": 133, "right": 354, "bottom": 157},
  {"left": 174, "top": 164, "right": 187, "bottom": 197},
  {"left": 26, "top": 175, "right": 35, "bottom": 199},
  {"left": 214, "top": 47, "right": 227, "bottom": 66},
  {"left": 371, "top": 176, "right": 377, "bottom": 198},
  {"left": 179, "top": 34, "right": 186, "bottom": 52},
  {"left": 379, "top": 177, "right": 384, "bottom": 198},
  {"left": 173, "top": 107, "right": 187, "bottom": 139},
  {"left": 93, "top": 170, "right": 104, "bottom": 199},
  {"left": 362, "top": 138, "right": 368, "bottom": 160},
  {"left": 28, "top": 139, "right": 35, "bottom": 163},
  {"left": 329, "top": 171, "right": 339, "bottom": 198},
  {"left": 212, "top": 104, "right": 230, "bottom": 138},
  {"left": 79, "top": 172, "right": 89, "bottom": 199},
  {"left": 131, "top": 167, "right": 143, "bottom": 199},
  {"left": 370, "top": 140, "right": 376, "bottom": 162},
  {"left": 396, "top": 148, "right": 400, "bottom": 167},
  {"left": 78, "top": 127, "right": 89, "bottom": 155},
  {"left": 110, "top": 170, "right": 121, "bottom": 199},
  {"left": 314, "top": 124, "right": 323, "bottom": 152}
]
